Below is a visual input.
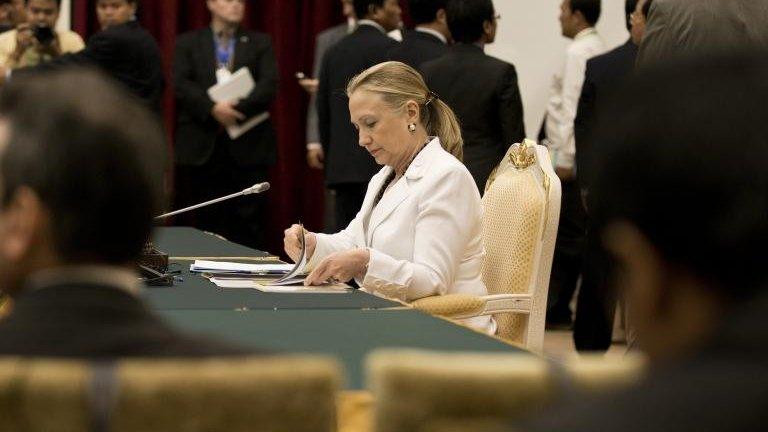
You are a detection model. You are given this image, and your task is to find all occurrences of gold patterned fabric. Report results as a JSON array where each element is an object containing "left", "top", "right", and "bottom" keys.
[
  {"left": 481, "top": 142, "right": 548, "bottom": 345},
  {"left": 411, "top": 294, "right": 486, "bottom": 318},
  {"left": 0, "top": 356, "right": 341, "bottom": 432}
]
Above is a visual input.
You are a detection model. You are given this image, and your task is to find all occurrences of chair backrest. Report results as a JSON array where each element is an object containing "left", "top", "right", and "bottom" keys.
[
  {"left": 367, "top": 349, "right": 646, "bottom": 432},
  {"left": 482, "top": 140, "right": 562, "bottom": 350},
  {"left": 0, "top": 356, "right": 341, "bottom": 432}
]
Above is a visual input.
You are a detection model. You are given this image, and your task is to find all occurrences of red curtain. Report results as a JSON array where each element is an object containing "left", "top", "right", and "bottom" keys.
[{"left": 72, "top": 0, "right": 344, "bottom": 255}]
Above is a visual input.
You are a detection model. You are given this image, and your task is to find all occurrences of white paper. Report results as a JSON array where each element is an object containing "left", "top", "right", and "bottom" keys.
[
  {"left": 269, "top": 226, "right": 308, "bottom": 285},
  {"left": 209, "top": 277, "right": 349, "bottom": 293},
  {"left": 207, "top": 67, "right": 270, "bottom": 140},
  {"left": 190, "top": 260, "right": 293, "bottom": 274}
]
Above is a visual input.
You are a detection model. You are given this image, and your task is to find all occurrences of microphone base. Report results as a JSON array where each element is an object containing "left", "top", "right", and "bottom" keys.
[{"left": 139, "top": 241, "right": 173, "bottom": 286}]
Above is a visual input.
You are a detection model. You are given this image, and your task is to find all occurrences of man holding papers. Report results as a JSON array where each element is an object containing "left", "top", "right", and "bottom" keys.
[{"left": 173, "top": 0, "right": 278, "bottom": 249}]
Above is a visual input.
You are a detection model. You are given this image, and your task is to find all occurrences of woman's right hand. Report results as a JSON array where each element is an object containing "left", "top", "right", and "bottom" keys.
[{"left": 283, "top": 224, "right": 317, "bottom": 263}]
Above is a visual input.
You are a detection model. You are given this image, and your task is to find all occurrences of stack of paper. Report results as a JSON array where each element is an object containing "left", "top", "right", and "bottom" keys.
[
  {"left": 209, "top": 277, "right": 349, "bottom": 293},
  {"left": 190, "top": 260, "right": 293, "bottom": 276}
]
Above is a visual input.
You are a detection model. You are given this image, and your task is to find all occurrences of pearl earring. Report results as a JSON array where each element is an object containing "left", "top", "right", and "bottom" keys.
[{"left": 408, "top": 123, "right": 417, "bottom": 133}]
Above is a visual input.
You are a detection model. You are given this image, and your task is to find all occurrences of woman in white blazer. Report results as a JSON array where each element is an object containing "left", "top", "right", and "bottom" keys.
[{"left": 284, "top": 61, "right": 494, "bottom": 333}]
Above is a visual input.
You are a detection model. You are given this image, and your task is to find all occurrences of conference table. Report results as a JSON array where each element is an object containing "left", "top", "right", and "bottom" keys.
[{"left": 148, "top": 227, "right": 524, "bottom": 391}]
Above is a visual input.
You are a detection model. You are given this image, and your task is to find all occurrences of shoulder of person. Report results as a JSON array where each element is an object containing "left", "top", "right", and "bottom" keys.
[
  {"left": 317, "top": 23, "right": 347, "bottom": 42},
  {"left": 0, "top": 28, "right": 16, "bottom": 42}
]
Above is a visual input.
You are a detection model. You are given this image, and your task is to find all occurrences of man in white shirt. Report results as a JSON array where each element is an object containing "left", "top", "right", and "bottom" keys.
[
  {"left": 545, "top": 0, "right": 605, "bottom": 180},
  {"left": 543, "top": 0, "right": 605, "bottom": 334}
]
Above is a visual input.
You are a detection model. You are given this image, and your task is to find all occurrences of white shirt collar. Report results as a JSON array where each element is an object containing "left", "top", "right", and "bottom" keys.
[
  {"left": 575, "top": 27, "right": 598, "bottom": 40},
  {"left": 358, "top": 19, "right": 386, "bottom": 34},
  {"left": 416, "top": 26, "right": 447, "bottom": 44},
  {"left": 27, "top": 265, "right": 142, "bottom": 296}
]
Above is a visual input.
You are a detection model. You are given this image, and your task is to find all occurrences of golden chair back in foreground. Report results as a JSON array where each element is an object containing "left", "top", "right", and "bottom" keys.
[
  {"left": 367, "top": 349, "right": 645, "bottom": 432},
  {"left": 0, "top": 356, "right": 342, "bottom": 432}
]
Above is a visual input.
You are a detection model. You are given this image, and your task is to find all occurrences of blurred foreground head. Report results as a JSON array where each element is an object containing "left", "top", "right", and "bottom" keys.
[
  {"left": 590, "top": 53, "right": 768, "bottom": 363},
  {"left": 0, "top": 69, "right": 164, "bottom": 295}
]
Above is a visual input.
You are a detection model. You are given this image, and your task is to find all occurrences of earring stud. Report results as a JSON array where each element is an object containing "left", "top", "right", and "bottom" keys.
[{"left": 408, "top": 123, "right": 417, "bottom": 133}]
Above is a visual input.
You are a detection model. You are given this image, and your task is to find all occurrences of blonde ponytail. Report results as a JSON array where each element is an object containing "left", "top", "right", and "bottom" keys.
[{"left": 347, "top": 61, "right": 464, "bottom": 160}]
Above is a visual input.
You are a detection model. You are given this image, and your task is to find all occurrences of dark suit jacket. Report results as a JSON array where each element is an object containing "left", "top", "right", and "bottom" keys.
[
  {"left": 421, "top": 44, "right": 526, "bottom": 192},
  {"left": 575, "top": 40, "right": 638, "bottom": 190},
  {"left": 0, "top": 283, "right": 250, "bottom": 358},
  {"left": 173, "top": 27, "right": 279, "bottom": 167},
  {"left": 637, "top": 0, "right": 768, "bottom": 68},
  {"left": 388, "top": 29, "right": 448, "bottom": 69},
  {"left": 522, "top": 293, "right": 768, "bottom": 432},
  {"left": 22, "top": 20, "right": 164, "bottom": 110},
  {"left": 307, "top": 23, "right": 350, "bottom": 144},
  {"left": 317, "top": 24, "right": 399, "bottom": 186}
]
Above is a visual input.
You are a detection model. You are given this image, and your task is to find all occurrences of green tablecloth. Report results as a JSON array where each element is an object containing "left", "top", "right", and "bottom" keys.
[
  {"left": 162, "top": 309, "right": 519, "bottom": 389},
  {"left": 146, "top": 227, "right": 399, "bottom": 310},
  {"left": 150, "top": 227, "right": 523, "bottom": 390}
]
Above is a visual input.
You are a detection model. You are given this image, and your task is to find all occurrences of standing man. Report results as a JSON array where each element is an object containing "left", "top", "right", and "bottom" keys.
[
  {"left": 316, "top": 0, "right": 401, "bottom": 231},
  {"left": 0, "top": 0, "right": 25, "bottom": 33},
  {"left": 567, "top": 0, "right": 643, "bottom": 351},
  {"left": 3, "top": 0, "right": 164, "bottom": 110},
  {"left": 304, "top": 0, "right": 357, "bottom": 172},
  {"left": 0, "top": 0, "right": 84, "bottom": 69},
  {"left": 421, "top": 0, "right": 525, "bottom": 193},
  {"left": 173, "top": 0, "right": 278, "bottom": 249},
  {"left": 637, "top": 0, "right": 768, "bottom": 68},
  {"left": 542, "top": 0, "right": 605, "bottom": 336},
  {"left": 388, "top": 0, "right": 450, "bottom": 69}
]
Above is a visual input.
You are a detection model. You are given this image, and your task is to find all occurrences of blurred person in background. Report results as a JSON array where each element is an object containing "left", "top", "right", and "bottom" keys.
[
  {"left": 421, "top": 0, "right": 525, "bottom": 194},
  {"left": 317, "top": 0, "right": 402, "bottom": 232},
  {"left": 0, "top": 0, "right": 84, "bottom": 69},
  {"left": 1, "top": 0, "right": 164, "bottom": 111},
  {"left": 542, "top": 0, "right": 605, "bottom": 345},
  {"left": 0, "top": 0, "right": 25, "bottom": 33},
  {"left": 173, "top": 0, "right": 278, "bottom": 249},
  {"left": 388, "top": 0, "right": 450, "bottom": 69}
]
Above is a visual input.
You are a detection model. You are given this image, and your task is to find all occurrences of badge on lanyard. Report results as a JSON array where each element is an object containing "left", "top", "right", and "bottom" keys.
[{"left": 215, "top": 36, "right": 235, "bottom": 84}]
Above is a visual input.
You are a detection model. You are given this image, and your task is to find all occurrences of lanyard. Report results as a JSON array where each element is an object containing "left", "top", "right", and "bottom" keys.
[{"left": 215, "top": 37, "right": 236, "bottom": 69}]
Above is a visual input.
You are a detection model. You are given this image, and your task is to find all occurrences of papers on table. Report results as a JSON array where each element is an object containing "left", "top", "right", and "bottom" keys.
[
  {"left": 207, "top": 67, "right": 270, "bottom": 139},
  {"left": 190, "top": 260, "right": 293, "bottom": 275},
  {"left": 189, "top": 227, "right": 345, "bottom": 292},
  {"left": 209, "top": 277, "right": 349, "bottom": 293}
]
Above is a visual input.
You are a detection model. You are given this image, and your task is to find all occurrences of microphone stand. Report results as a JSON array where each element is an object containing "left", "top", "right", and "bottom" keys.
[{"left": 140, "top": 182, "right": 271, "bottom": 286}]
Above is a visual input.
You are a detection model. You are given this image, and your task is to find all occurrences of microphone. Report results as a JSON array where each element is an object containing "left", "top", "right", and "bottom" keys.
[{"left": 155, "top": 182, "right": 271, "bottom": 220}]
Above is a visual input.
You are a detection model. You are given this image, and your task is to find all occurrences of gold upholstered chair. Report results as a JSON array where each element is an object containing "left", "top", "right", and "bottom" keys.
[
  {"left": 0, "top": 356, "right": 341, "bottom": 432},
  {"left": 366, "top": 349, "right": 646, "bottom": 432},
  {"left": 413, "top": 140, "right": 562, "bottom": 351}
]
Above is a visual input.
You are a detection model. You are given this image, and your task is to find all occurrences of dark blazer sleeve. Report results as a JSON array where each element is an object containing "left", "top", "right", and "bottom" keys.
[
  {"left": 234, "top": 36, "right": 279, "bottom": 117},
  {"left": 497, "top": 64, "right": 526, "bottom": 147},
  {"left": 316, "top": 50, "right": 332, "bottom": 153},
  {"left": 575, "top": 61, "right": 597, "bottom": 184},
  {"left": 173, "top": 34, "right": 215, "bottom": 123}
]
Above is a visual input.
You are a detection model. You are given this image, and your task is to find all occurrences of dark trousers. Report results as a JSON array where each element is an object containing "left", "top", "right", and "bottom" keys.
[
  {"left": 331, "top": 182, "right": 367, "bottom": 233},
  {"left": 573, "top": 219, "right": 616, "bottom": 352},
  {"left": 173, "top": 137, "right": 269, "bottom": 249},
  {"left": 547, "top": 179, "right": 586, "bottom": 324}
]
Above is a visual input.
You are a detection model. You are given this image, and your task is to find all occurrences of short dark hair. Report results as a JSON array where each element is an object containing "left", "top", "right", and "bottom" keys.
[
  {"left": 624, "top": 0, "right": 637, "bottom": 31},
  {"left": 570, "top": 0, "right": 601, "bottom": 26},
  {"left": 589, "top": 54, "right": 768, "bottom": 299},
  {"left": 353, "top": 0, "right": 385, "bottom": 19},
  {"left": 0, "top": 69, "right": 165, "bottom": 265},
  {"left": 642, "top": 0, "right": 654, "bottom": 17},
  {"left": 446, "top": 0, "right": 494, "bottom": 44},
  {"left": 24, "top": 0, "right": 63, "bottom": 7},
  {"left": 409, "top": 0, "right": 447, "bottom": 25}
]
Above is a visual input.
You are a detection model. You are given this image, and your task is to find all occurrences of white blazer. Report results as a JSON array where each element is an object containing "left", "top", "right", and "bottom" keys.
[{"left": 309, "top": 138, "right": 494, "bottom": 334}]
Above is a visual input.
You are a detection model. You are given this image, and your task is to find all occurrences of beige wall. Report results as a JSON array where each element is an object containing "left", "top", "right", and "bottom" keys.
[{"left": 486, "top": 0, "right": 631, "bottom": 138}]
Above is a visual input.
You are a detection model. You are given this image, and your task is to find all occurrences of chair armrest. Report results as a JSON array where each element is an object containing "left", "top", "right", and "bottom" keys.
[
  {"left": 411, "top": 294, "right": 486, "bottom": 318},
  {"left": 412, "top": 294, "right": 533, "bottom": 320}
]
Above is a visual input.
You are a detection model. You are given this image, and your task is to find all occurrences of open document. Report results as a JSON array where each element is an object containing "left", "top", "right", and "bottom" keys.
[
  {"left": 207, "top": 67, "right": 270, "bottom": 140},
  {"left": 268, "top": 225, "right": 308, "bottom": 286}
]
